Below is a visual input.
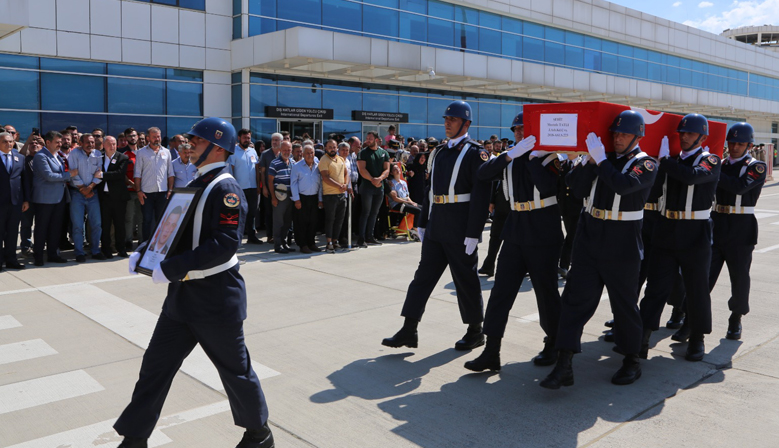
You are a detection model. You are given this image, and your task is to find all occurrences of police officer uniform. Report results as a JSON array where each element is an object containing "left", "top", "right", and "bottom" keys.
[
  {"left": 709, "top": 122, "right": 766, "bottom": 340},
  {"left": 382, "top": 100, "right": 491, "bottom": 350},
  {"left": 542, "top": 110, "right": 657, "bottom": 389},
  {"left": 115, "top": 118, "right": 273, "bottom": 448},
  {"left": 639, "top": 114, "right": 720, "bottom": 362},
  {"left": 557, "top": 156, "right": 583, "bottom": 278},
  {"left": 465, "top": 130, "right": 563, "bottom": 372}
]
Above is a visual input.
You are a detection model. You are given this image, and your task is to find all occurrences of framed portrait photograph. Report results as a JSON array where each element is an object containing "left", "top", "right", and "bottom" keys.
[{"left": 135, "top": 188, "right": 202, "bottom": 276}]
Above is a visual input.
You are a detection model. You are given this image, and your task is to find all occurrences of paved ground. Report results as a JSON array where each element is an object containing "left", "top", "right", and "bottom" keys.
[{"left": 2, "top": 179, "right": 779, "bottom": 448}]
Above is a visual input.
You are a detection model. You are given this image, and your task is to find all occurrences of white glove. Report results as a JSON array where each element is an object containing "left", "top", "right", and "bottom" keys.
[
  {"left": 658, "top": 136, "right": 670, "bottom": 159},
  {"left": 152, "top": 266, "right": 170, "bottom": 284},
  {"left": 702, "top": 146, "right": 709, "bottom": 153},
  {"left": 464, "top": 237, "right": 478, "bottom": 255},
  {"left": 417, "top": 227, "right": 425, "bottom": 242},
  {"left": 585, "top": 133, "right": 606, "bottom": 165},
  {"left": 128, "top": 251, "right": 140, "bottom": 275},
  {"left": 506, "top": 136, "right": 536, "bottom": 159},
  {"left": 529, "top": 150, "right": 553, "bottom": 160}
]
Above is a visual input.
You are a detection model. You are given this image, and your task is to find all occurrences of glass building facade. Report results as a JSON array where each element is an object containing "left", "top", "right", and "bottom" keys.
[
  {"left": 0, "top": 53, "right": 204, "bottom": 139},
  {"left": 237, "top": 0, "right": 779, "bottom": 102}
]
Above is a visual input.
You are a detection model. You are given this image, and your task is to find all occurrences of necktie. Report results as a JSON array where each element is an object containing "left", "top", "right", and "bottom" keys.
[{"left": 5, "top": 153, "right": 11, "bottom": 173}]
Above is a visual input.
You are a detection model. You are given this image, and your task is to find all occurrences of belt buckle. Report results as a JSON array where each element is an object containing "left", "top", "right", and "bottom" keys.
[
  {"left": 592, "top": 208, "right": 603, "bottom": 219},
  {"left": 434, "top": 196, "right": 444, "bottom": 204},
  {"left": 517, "top": 202, "right": 528, "bottom": 211}
]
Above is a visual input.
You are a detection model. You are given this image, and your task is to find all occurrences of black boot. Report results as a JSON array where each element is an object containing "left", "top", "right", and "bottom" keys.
[
  {"left": 117, "top": 437, "right": 147, "bottom": 448},
  {"left": 540, "top": 349, "right": 574, "bottom": 389},
  {"left": 604, "top": 319, "right": 614, "bottom": 328},
  {"left": 671, "top": 319, "right": 691, "bottom": 342},
  {"left": 464, "top": 336, "right": 501, "bottom": 371},
  {"left": 477, "top": 264, "right": 494, "bottom": 277},
  {"left": 639, "top": 329, "right": 652, "bottom": 359},
  {"left": 236, "top": 423, "right": 275, "bottom": 448},
  {"left": 726, "top": 313, "right": 742, "bottom": 340},
  {"left": 666, "top": 307, "right": 686, "bottom": 329},
  {"left": 382, "top": 318, "right": 419, "bottom": 348},
  {"left": 611, "top": 354, "right": 642, "bottom": 385},
  {"left": 532, "top": 336, "right": 558, "bottom": 366},
  {"left": 685, "top": 334, "right": 705, "bottom": 362},
  {"left": 603, "top": 329, "right": 615, "bottom": 342},
  {"left": 454, "top": 324, "right": 485, "bottom": 350}
]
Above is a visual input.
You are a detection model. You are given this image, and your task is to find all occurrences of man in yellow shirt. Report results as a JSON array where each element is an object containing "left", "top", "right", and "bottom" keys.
[{"left": 319, "top": 139, "right": 348, "bottom": 253}]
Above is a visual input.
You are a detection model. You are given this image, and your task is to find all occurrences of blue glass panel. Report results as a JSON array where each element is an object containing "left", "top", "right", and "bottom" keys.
[
  {"left": 278, "top": 0, "right": 321, "bottom": 25},
  {"left": 0, "top": 111, "right": 39, "bottom": 139},
  {"left": 323, "top": 121, "right": 361, "bottom": 140},
  {"left": 250, "top": 84, "right": 276, "bottom": 116},
  {"left": 455, "top": 23, "right": 478, "bottom": 50},
  {"left": 545, "top": 42, "right": 564, "bottom": 65},
  {"left": 647, "top": 50, "right": 663, "bottom": 63},
  {"left": 41, "top": 73, "right": 105, "bottom": 113},
  {"left": 679, "top": 58, "right": 691, "bottom": 69},
  {"left": 476, "top": 127, "right": 501, "bottom": 141},
  {"left": 617, "top": 55, "right": 632, "bottom": 76},
  {"left": 41, "top": 58, "right": 105, "bottom": 74},
  {"left": 232, "top": 72, "right": 242, "bottom": 84},
  {"left": 727, "top": 77, "right": 739, "bottom": 95},
  {"left": 324, "top": 89, "right": 361, "bottom": 120},
  {"left": 738, "top": 81, "right": 748, "bottom": 96},
  {"left": 648, "top": 62, "right": 664, "bottom": 82},
  {"left": 634, "top": 59, "right": 648, "bottom": 80},
  {"left": 691, "top": 69, "right": 703, "bottom": 88},
  {"left": 427, "top": 98, "right": 451, "bottom": 124},
  {"left": 478, "top": 102, "right": 500, "bottom": 127},
  {"left": 250, "top": 118, "right": 277, "bottom": 146},
  {"left": 107, "top": 64, "right": 165, "bottom": 79},
  {"left": 178, "top": 0, "right": 205, "bottom": 10},
  {"left": 400, "top": 0, "right": 426, "bottom": 14},
  {"left": 399, "top": 124, "right": 427, "bottom": 141},
  {"left": 524, "top": 21, "right": 543, "bottom": 38},
  {"left": 365, "top": 0, "right": 398, "bottom": 6},
  {"left": 154, "top": 0, "right": 176, "bottom": 6},
  {"left": 43, "top": 113, "right": 108, "bottom": 137},
  {"left": 400, "top": 12, "right": 427, "bottom": 42},
  {"left": 602, "top": 51, "right": 618, "bottom": 74},
  {"left": 107, "top": 78, "right": 165, "bottom": 114},
  {"left": 428, "top": 17, "right": 453, "bottom": 47},
  {"left": 277, "top": 85, "right": 322, "bottom": 109},
  {"left": 249, "top": 15, "right": 261, "bottom": 35},
  {"left": 479, "top": 11, "right": 500, "bottom": 29},
  {"left": 667, "top": 55, "right": 680, "bottom": 67},
  {"left": 168, "top": 117, "right": 199, "bottom": 138},
  {"left": 323, "top": 0, "right": 361, "bottom": 32},
  {"left": 428, "top": 0, "right": 453, "bottom": 19},
  {"left": 232, "top": 84, "right": 242, "bottom": 118},
  {"left": 454, "top": 6, "right": 476, "bottom": 23},
  {"left": 233, "top": 16, "right": 241, "bottom": 39},
  {"left": 501, "top": 32, "right": 522, "bottom": 58},
  {"left": 666, "top": 66, "right": 679, "bottom": 85},
  {"left": 502, "top": 104, "right": 520, "bottom": 127},
  {"left": 363, "top": 93, "right": 398, "bottom": 113},
  {"left": 479, "top": 27, "right": 501, "bottom": 55},
  {"left": 691, "top": 61, "right": 706, "bottom": 76},
  {"left": 166, "top": 69, "right": 202, "bottom": 82},
  {"left": 233, "top": 0, "right": 241, "bottom": 15},
  {"left": 0, "top": 69, "right": 39, "bottom": 110},
  {"left": 565, "top": 44, "right": 584, "bottom": 68},
  {"left": 584, "top": 35, "right": 601, "bottom": 50},
  {"left": 545, "top": 27, "right": 564, "bottom": 44},
  {"left": 428, "top": 124, "right": 445, "bottom": 139},
  {"left": 523, "top": 36, "right": 543, "bottom": 62},
  {"left": 601, "top": 40, "right": 618, "bottom": 55},
  {"left": 0, "top": 53, "right": 38, "bottom": 69},
  {"left": 565, "top": 31, "right": 583, "bottom": 47},
  {"left": 250, "top": 73, "right": 276, "bottom": 83},
  {"left": 167, "top": 81, "right": 202, "bottom": 116},
  {"left": 501, "top": 16, "right": 522, "bottom": 34},
  {"left": 107, "top": 115, "right": 165, "bottom": 139},
  {"left": 399, "top": 94, "right": 427, "bottom": 123},
  {"left": 584, "top": 49, "right": 601, "bottom": 71},
  {"left": 617, "top": 43, "right": 632, "bottom": 57},
  {"left": 364, "top": 4, "right": 398, "bottom": 38}
]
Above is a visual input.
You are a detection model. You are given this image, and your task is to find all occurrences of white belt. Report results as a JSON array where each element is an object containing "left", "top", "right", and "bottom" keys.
[
  {"left": 587, "top": 208, "right": 643, "bottom": 221},
  {"left": 714, "top": 205, "right": 755, "bottom": 215},
  {"left": 184, "top": 255, "right": 239, "bottom": 281},
  {"left": 433, "top": 193, "right": 471, "bottom": 204},
  {"left": 513, "top": 196, "right": 558, "bottom": 212},
  {"left": 664, "top": 209, "right": 711, "bottom": 220}
]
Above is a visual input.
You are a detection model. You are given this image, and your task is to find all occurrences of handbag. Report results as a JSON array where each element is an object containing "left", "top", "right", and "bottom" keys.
[{"left": 274, "top": 184, "right": 288, "bottom": 201}]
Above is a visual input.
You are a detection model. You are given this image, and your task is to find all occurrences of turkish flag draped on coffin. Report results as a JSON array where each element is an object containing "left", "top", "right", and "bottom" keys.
[{"left": 523, "top": 101, "right": 726, "bottom": 158}]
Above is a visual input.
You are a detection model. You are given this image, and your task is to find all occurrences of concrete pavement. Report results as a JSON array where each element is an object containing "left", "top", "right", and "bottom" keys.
[{"left": 1, "top": 179, "right": 779, "bottom": 447}]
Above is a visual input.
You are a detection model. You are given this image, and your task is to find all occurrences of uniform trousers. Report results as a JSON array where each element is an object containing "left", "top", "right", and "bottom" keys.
[
  {"left": 483, "top": 241, "right": 561, "bottom": 340},
  {"left": 559, "top": 210, "right": 580, "bottom": 270},
  {"left": 640, "top": 244, "right": 712, "bottom": 334},
  {"left": 401, "top": 237, "right": 484, "bottom": 324},
  {"left": 709, "top": 243, "right": 753, "bottom": 316},
  {"left": 0, "top": 203, "right": 22, "bottom": 263},
  {"left": 293, "top": 194, "right": 319, "bottom": 248},
  {"left": 33, "top": 198, "right": 66, "bottom": 261},
  {"left": 480, "top": 209, "right": 507, "bottom": 271},
  {"left": 114, "top": 312, "right": 268, "bottom": 439},
  {"left": 556, "top": 248, "right": 643, "bottom": 355}
]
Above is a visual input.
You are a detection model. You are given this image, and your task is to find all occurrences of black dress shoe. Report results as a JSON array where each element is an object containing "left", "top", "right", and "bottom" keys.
[
  {"left": 34, "top": 259, "right": 44, "bottom": 266},
  {"left": 117, "top": 436, "right": 148, "bottom": 448},
  {"left": 666, "top": 307, "right": 686, "bottom": 329},
  {"left": 236, "top": 424, "right": 275, "bottom": 448},
  {"left": 49, "top": 256, "right": 68, "bottom": 263},
  {"left": 125, "top": 241, "right": 134, "bottom": 251},
  {"left": 464, "top": 350, "right": 501, "bottom": 372},
  {"left": 685, "top": 338, "right": 705, "bottom": 362},
  {"left": 477, "top": 265, "right": 494, "bottom": 277},
  {"left": 532, "top": 342, "right": 558, "bottom": 366},
  {"left": 101, "top": 251, "right": 115, "bottom": 259},
  {"left": 76, "top": 255, "right": 86, "bottom": 263},
  {"left": 60, "top": 241, "right": 74, "bottom": 250},
  {"left": 5, "top": 261, "right": 25, "bottom": 270},
  {"left": 357, "top": 238, "right": 368, "bottom": 248},
  {"left": 117, "top": 252, "right": 129, "bottom": 258},
  {"left": 540, "top": 350, "right": 574, "bottom": 389},
  {"left": 671, "top": 321, "right": 691, "bottom": 342},
  {"left": 92, "top": 252, "right": 107, "bottom": 260},
  {"left": 365, "top": 238, "right": 382, "bottom": 246},
  {"left": 604, "top": 319, "right": 614, "bottom": 328},
  {"left": 454, "top": 331, "right": 484, "bottom": 351},
  {"left": 726, "top": 314, "right": 742, "bottom": 340},
  {"left": 309, "top": 245, "right": 322, "bottom": 252},
  {"left": 274, "top": 247, "right": 289, "bottom": 254},
  {"left": 603, "top": 330, "right": 615, "bottom": 342},
  {"left": 381, "top": 328, "right": 418, "bottom": 348},
  {"left": 612, "top": 354, "right": 642, "bottom": 385},
  {"left": 283, "top": 245, "right": 296, "bottom": 252},
  {"left": 247, "top": 237, "right": 264, "bottom": 244}
]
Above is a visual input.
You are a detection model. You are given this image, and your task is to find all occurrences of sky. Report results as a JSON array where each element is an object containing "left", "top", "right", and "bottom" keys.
[{"left": 609, "top": 0, "right": 779, "bottom": 35}]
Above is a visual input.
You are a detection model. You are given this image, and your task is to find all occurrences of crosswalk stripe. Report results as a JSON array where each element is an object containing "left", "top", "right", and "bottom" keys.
[
  {"left": 40, "top": 284, "right": 280, "bottom": 390},
  {"left": 756, "top": 243, "right": 779, "bottom": 254},
  {"left": 0, "top": 339, "right": 58, "bottom": 366},
  {"left": 0, "top": 370, "right": 104, "bottom": 415},
  {"left": 0, "top": 315, "right": 22, "bottom": 330}
]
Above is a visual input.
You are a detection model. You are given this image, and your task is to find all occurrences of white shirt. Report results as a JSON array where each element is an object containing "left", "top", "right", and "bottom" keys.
[{"left": 447, "top": 133, "right": 470, "bottom": 148}]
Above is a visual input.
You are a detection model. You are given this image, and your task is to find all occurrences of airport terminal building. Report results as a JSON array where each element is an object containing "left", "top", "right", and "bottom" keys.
[{"left": 1, "top": 0, "right": 778, "bottom": 161}]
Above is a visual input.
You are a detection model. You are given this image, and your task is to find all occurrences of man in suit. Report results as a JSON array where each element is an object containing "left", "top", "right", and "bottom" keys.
[
  {"left": 99, "top": 136, "right": 130, "bottom": 258},
  {"left": 32, "top": 131, "right": 78, "bottom": 266},
  {"left": 0, "top": 132, "right": 28, "bottom": 270}
]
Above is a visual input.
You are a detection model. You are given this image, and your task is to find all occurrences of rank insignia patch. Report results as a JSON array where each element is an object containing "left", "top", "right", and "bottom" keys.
[
  {"left": 644, "top": 160, "right": 656, "bottom": 171},
  {"left": 480, "top": 151, "right": 489, "bottom": 161},
  {"left": 756, "top": 164, "right": 765, "bottom": 174},
  {"left": 224, "top": 192, "right": 240, "bottom": 207},
  {"left": 707, "top": 155, "right": 719, "bottom": 165}
]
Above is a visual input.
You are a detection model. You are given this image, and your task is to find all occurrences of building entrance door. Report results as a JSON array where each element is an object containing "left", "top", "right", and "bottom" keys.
[
  {"left": 278, "top": 121, "right": 321, "bottom": 142},
  {"left": 361, "top": 123, "right": 398, "bottom": 146}
]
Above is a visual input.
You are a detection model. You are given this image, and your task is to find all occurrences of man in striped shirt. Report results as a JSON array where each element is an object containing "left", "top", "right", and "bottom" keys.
[{"left": 268, "top": 141, "right": 294, "bottom": 253}]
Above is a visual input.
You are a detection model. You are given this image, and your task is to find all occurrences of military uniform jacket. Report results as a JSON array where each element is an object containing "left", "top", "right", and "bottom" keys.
[
  {"left": 419, "top": 139, "right": 491, "bottom": 243},
  {"left": 712, "top": 155, "right": 766, "bottom": 247},
  {"left": 557, "top": 158, "right": 583, "bottom": 219},
  {"left": 160, "top": 164, "right": 248, "bottom": 323},
  {"left": 478, "top": 152, "right": 563, "bottom": 247},
  {"left": 653, "top": 148, "right": 721, "bottom": 251},
  {"left": 567, "top": 147, "right": 657, "bottom": 261}
]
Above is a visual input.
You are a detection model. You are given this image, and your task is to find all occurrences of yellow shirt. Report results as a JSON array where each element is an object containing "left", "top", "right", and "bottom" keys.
[{"left": 319, "top": 154, "right": 346, "bottom": 196}]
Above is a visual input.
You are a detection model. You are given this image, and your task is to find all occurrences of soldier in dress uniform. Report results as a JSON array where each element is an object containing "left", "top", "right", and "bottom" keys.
[
  {"left": 639, "top": 113, "right": 720, "bottom": 363},
  {"left": 382, "top": 100, "right": 492, "bottom": 351},
  {"left": 464, "top": 112, "right": 564, "bottom": 372},
  {"left": 541, "top": 110, "right": 657, "bottom": 389},
  {"left": 557, "top": 153, "right": 583, "bottom": 280},
  {"left": 116, "top": 118, "right": 274, "bottom": 448},
  {"left": 709, "top": 122, "right": 766, "bottom": 340}
]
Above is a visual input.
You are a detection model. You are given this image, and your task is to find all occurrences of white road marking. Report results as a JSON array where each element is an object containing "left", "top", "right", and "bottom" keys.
[
  {"left": 0, "top": 275, "right": 139, "bottom": 297},
  {"left": 755, "top": 244, "right": 779, "bottom": 254},
  {"left": 6, "top": 400, "right": 231, "bottom": 448},
  {"left": 0, "top": 370, "right": 104, "bottom": 415},
  {"left": 754, "top": 213, "right": 778, "bottom": 220},
  {"left": 0, "top": 339, "right": 58, "bottom": 366},
  {"left": 516, "top": 313, "right": 540, "bottom": 323},
  {"left": 0, "top": 315, "right": 22, "bottom": 330},
  {"left": 41, "top": 284, "right": 280, "bottom": 391}
]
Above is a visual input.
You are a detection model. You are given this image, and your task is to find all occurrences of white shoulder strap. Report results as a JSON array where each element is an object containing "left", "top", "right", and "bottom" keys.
[
  {"left": 611, "top": 152, "right": 649, "bottom": 214},
  {"left": 192, "top": 173, "right": 234, "bottom": 248},
  {"left": 447, "top": 143, "right": 471, "bottom": 202},
  {"left": 684, "top": 151, "right": 710, "bottom": 213}
]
